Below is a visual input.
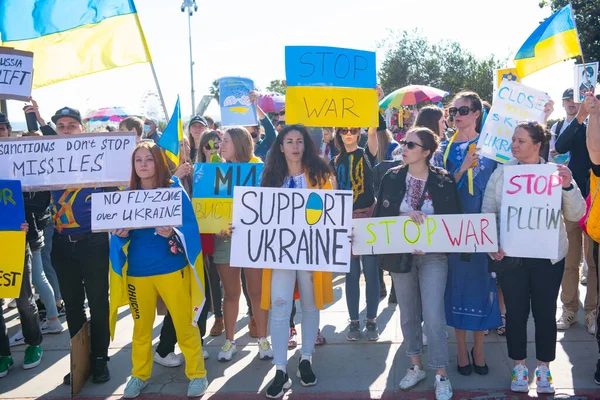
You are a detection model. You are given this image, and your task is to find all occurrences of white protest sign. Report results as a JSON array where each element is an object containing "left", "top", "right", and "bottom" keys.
[
  {"left": 501, "top": 164, "right": 562, "bottom": 259},
  {"left": 0, "top": 132, "right": 135, "bottom": 191},
  {"left": 0, "top": 47, "right": 34, "bottom": 101},
  {"left": 352, "top": 214, "right": 498, "bottom": 255},
  {"left": 477, "top": 80, "right": 550, "bottom": 164},
  {"left": 91, "top": 188, "right": 183, "bottom": 232},
  {"left": 230, "top": 186, "right": 353, "bottom": 273}
]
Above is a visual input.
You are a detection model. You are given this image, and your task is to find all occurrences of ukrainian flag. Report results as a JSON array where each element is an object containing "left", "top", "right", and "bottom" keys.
[
  {"left": 109, "top": 177, "right": 205, "bottom": 339},
  {"left": 513, "top": 4, "right": 582, "bottom": 78},
  {"left": 0, "top": 0, "right": 152, "bottom": 89},
  {"left": 157, "top": 96, "right": 183, "bottom": 167}
]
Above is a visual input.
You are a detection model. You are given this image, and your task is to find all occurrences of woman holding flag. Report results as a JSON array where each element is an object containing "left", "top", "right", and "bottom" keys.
[{"left": 109, "top": 141, "right": 208, "bottom": 399}]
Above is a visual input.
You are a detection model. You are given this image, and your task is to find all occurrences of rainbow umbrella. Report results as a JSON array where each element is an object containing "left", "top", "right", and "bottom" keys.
[
  {"left": 379, "top": 85, "right": 449, "bottom": 109},
  {"left": 83, "top": 107, "right": 139, "bottom": 122},
  {"left": 258, "top": 92, "right": 285, "bottom": 113}
]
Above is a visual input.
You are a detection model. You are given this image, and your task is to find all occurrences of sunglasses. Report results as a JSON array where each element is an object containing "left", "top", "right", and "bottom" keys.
[
  {"left": 204, "top": 142, "right": 220, "bottom": 150},
  {"left": 337, "top": 128, "right": 360, "bottom": 136},
  {"left": 448, "top": 106, "right": 477, "bottom": 117},
  {"left": 399, "top": 140, "right": 426, "bottom": 150}
]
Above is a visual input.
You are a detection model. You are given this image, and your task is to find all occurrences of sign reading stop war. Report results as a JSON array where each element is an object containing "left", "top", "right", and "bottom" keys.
[
  {"left": 0, "top": 132, "right": 136, "bottom": 191},
  {"left": 501, "top": 164, "right": 562, "bottom": 259},
  {"left": 285, "top": 46, "right": 378, "bottom": 127},
  {"left": 0, "top": 47, "right": 33, "bottom": 101},
  {"left": 231, "top": 187, "right": 353, "bottom": 273},
  {"left": 352, "top": 214, "right": 498, "bottom": 255},
  {"left": 192, "top": 163, "right": 263, "bottom": 234},
  {"left": 91, "top": 188, "right": 183, "bottom": 232},
  {"left": 0, "top": 179, "right": 26, "bottom": 298}
]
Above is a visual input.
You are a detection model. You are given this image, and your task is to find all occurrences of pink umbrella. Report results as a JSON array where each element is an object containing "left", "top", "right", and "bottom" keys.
[
  {"left": 258, "top": 92, "right": 285, "bottom": 113},
  {"left": 83, "top": 107, "right": 140, "bottom": 122}
]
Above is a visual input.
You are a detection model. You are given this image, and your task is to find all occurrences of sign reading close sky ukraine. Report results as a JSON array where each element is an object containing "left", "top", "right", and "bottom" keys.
[{"left": 285, "top": 46, "right": 378, "bottom": 127}]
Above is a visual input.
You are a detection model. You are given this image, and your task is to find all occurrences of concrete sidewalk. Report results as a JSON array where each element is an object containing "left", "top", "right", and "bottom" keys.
[{"left": 1, "top": 273, "right": 599, "bottom": 399}]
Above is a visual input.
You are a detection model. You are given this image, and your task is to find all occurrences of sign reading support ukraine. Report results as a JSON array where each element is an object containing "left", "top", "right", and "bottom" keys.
[
  {"left": 285, "top": 46, "right": 378, "bottom": 127},
  {"left": 219, "top": 77, "right": 258, "bottom": 127},
  {"left": 0, "top": 180, "right": 26, "bottom": 298},
  {"left": 191, "top": 163, "right": 263, "bottom": 234}
]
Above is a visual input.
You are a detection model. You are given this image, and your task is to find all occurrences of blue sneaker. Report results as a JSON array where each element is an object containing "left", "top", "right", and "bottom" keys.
[
  {"left": 123, "top": 377, "right": 147, "bottom": 398},
  {"left": 187, "top": 377, "right": 208, "bottom": 397}
]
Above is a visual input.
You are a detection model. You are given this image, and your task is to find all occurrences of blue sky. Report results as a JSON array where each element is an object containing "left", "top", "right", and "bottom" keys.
[{"left": 5, "top": 0, "right": 579, "bottom": 126}]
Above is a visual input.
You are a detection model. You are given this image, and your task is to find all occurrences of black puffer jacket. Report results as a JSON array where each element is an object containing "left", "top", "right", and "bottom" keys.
[{"left": 23, "top": 191, "right": 51, "bottom": 251}]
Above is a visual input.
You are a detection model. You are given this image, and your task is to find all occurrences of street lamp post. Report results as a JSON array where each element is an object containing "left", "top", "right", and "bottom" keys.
[{"left": 181, "top": 0, "right": 198, "bottom": 116}]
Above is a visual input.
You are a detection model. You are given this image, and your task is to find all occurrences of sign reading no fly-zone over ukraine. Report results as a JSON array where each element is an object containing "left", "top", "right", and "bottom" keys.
[{"left": 285, "top": 46, "right": 378, "bottom": 127}]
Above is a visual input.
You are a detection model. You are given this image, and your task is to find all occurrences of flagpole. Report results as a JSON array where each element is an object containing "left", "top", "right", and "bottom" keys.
[
  {"left": 568, "top": 2, "right": 593, "bottom": 91},
  {"left": 149, "top": 61, "right": 169, "bottom": 124}
]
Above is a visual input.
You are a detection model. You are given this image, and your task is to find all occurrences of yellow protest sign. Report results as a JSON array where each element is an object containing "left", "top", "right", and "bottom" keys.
[
  {"left": 496, "top": 68, "right": 521, "bottom": 89},
  {"left": 0, "top": 231, "right": 26, "bottom": 298},
  {"left": 286, "top": 86, "right": 378, "bottom": 127},
  {"left": 192, "top": 198, "right": 233, "bottom": 234}
]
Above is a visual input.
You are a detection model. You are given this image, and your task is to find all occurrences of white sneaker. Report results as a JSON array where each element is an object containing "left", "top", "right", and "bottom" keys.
[
  {"left": 123, "top": 377, "right": 147, "bottom": 398},
  {"left": 586, "top": 311, "right": 597, "bottom": 335},
  {"left": 399, "top": 365, "right": 426, "bottom": 390},
  {"left": 258, "top": 338, "right": 274, "bottom": 360},
  {"left": 218, "top": 340, "right": 236, "bottom": 362},
  {"left": 556, "top": 310, "right": 576, "bottom": 330},
  {"left": 153, "top": 352, "right": 183, "bottom": 367},
  {"left": 535, "top": 364, "right": 554, "bottom": 394},
  {"left": 41, "top": 319, "right": 64, "bottom": 334},
  {"left": 9, "top": 331, "right": 24, "bottom": 347},
  {"left": 203, "top": 349, "right": 209, "bottom": 360},
  {"left": 510, "top": 364, "right": 529, "bottom": 393},
  {"left": 7, "top": 299, "right": 16, "bottom": 309},
  {"left": 434, "top": 374, "right": 453, "bottom": 400}
]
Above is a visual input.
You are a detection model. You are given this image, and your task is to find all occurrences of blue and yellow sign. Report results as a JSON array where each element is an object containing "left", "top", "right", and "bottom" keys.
[{"left": 0, "top": 180, "right": 26, "bottom": 297}]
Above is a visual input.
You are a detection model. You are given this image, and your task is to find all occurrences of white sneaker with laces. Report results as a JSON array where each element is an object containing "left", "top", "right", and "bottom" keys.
[
  {"left": 218, "top": 340, "right": 236, "bottom": 362},
  {"left": 123, "top": 377, "right": 147, "bottom": 399},
  {"left": 434, "top": 374, "right": 453, "bottom": 400},
  {"left": 510, "top": 364, "right": 529, "bottom": 393},
  {"left": 536, "top": 364, "right": 554, "bottom": 394},
  {"left": 586, "top": 311, "right": 597, "bottom": 335},
  {"left": 259, "top": 338, "right": 274, "bottom": 360},
  {"left": 41, "top": 319, "right": 64, "bottom": 334},
  {"left": 556, "top": 310, "right": 576, "bottom": 330},
  {"left": 399, "top": 365, "right": 426, "bottom": 390},
  {"left": 9, "top": 331, "right": 24, "bottom": 347},
  {"left": 153, "top": 352, "right": 183, "bottom": 367}
]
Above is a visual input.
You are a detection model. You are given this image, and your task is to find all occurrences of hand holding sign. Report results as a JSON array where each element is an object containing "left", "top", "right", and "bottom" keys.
[
  {"left": 584, "top": 92, "right": 600, "bottom": 115},
  {"left": 543, "top": 100, "right": 554, "bottom": 124},
  {"left": 112, "top": 229, "right": 130, "bottom": 238},
  {"left": 556, "top": 165, "right": 572, "bottom": 188},
  {"left": 156, "top": 226, "right": 174, "bottom": 238},
  {"left": 460, "top": 148, "right": 480, "bottom": 173}
]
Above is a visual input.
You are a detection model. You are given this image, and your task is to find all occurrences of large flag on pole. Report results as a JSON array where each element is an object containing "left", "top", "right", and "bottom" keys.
[
  {"left": 0, "top": 0, "right": 152, "bottom": 88},
  {"left": 157, "top": 96, "right": 183, "bottom": 167},
  {"left": 513, "top": 4, "right": 583, "bottom": 78}
]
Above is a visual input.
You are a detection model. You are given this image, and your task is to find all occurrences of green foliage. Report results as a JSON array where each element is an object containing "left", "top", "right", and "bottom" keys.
[
  {"left": 266, "top": 79, "right": 286, "bottom": 94},
  {"left": 209, "top": 79, "right": 220, "bottom": 102},
  {"left": 378, "top": 30, "right": 505, "bottom": 104}
]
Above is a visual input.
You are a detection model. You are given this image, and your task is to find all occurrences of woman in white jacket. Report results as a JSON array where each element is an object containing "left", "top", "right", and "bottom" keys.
[{"left": 482, "top": 121, "right": 585, "bottom": 395}]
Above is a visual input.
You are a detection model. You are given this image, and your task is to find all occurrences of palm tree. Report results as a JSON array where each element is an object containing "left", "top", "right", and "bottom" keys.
[{"left": 209, "top": 79, "right": 220, "bottom": 102}]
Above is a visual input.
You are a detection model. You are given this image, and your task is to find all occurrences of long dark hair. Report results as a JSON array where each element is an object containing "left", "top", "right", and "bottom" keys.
[
  {"left": 262, "top": 124, "right": 331, "bottom": 188},
  {"left": 414, "top": 106, "right": 444, "bottom": 137},
  {"left": 129, "top": 141, "right": 173, "bottom": 190},
  {"left": 196, "top": 130, "right": 221, "bottom": 163},
  {"left": 333, "top": 127, "right": 360, "bottom": 166}
]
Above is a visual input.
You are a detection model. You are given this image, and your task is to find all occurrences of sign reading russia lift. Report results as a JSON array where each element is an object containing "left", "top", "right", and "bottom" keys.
[
  {"left": 230, "top": 186, "right": 354, "bottom": 273},
  {"left": 352, "top": 214, "right": 498, "bottom": 255},
  {"left": 0, "top": 47, "right": 33, "bottom": 101},
  {"left": 501, "top": 164, "right": 562, "bottom": 259}
]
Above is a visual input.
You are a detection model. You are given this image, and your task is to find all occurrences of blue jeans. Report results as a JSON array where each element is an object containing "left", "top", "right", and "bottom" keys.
[
  {"left": 41, "top": 224, "right": 61, "bottom": 301},
  {"left": 346, "top": 255, "right": 379, "bottom": 321},
  {"left": 31, "top": 248, "right": 59, "bottom": 319}
]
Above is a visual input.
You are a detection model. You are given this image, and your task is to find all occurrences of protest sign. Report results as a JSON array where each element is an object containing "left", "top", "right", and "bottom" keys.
[
  {"left": 219, "top": 77, "right": 258, "bottom": 127},
  {"left": 0, "top": 179, "right": 26, "bottom": 298},
  {"left": 574, "top": 62, "right": 598, "bottom": 102},
  {"left": 352, "top": 214, "right": 498, "bottom": 255},
  {"left": 477, "top": 80, "right": 550, "bottom": 164},
  {"left": 494, "top": 68, "right": 520, "bottom": 92},
  {"left": 285, "top": 46, "right": 378, "bottom": 127},
  {"left": 0, "top": 132, "right": 136, "bottom": 191},
  {"left": 500, "top": 164, "right": 562, "bottom": 259},
  {"left": 192, "top": 163, "right": 263, "bottom": 233},
  {"left": 0, "top": 47, "right": 33, "bottom": 101},
  {"left": 91, "top": 188, "right": 183, "bottom": 232},
  {"left": 230, "top": 187, "right": 353, "bottom": 273}
]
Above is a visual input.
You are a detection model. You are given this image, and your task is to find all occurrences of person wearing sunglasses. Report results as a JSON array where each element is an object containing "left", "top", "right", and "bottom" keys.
[
  {"left": 331, "top": 87, "right": 382, "bottom": 342},
  {"left": 374, "top": 127, "right": 461, "bottom": 400},
  {"left": 431, "top": 91, "right": 502, "bottom": 379},
  {"left": 248, "top": 90, "right": 278, "bottom": 161}
]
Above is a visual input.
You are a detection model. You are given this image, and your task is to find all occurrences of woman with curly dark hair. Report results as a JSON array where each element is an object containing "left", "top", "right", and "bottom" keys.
[{"left": 260, "top": 124, "right": 335, "bottom": 399}]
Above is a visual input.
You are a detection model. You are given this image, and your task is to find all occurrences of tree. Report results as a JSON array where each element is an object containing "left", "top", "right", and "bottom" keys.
[
  {"left": 209, "top": 79, "right": 219, "bottom": 102},
  {"left": 266, "top": 79, "right": 286, "bottom": 94},
  {"left": 539, "top": 0, "right": 600, "bottom": 79},
  {"left": 378, "top": 30, "right": 504, "bottom": 104}
]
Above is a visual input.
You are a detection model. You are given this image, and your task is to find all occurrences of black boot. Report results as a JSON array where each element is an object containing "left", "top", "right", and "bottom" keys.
[{"left": 92, "top": 356, "right": 110, "bottom": 383}]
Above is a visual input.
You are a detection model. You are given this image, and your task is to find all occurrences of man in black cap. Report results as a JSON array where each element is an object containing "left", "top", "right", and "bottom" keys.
[
  {"left": 0, "top": 112, "right": 12, "bottom": 137},
  {"left": 188, "top": 115, "right": 208, "bottom": 161}
]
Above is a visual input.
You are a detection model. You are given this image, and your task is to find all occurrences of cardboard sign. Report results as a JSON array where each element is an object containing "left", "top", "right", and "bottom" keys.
[
  {"left": 230, "top": 187, "right": 353, "bottom": 273},
  {"left": 574, "top": 62, "right": 598, "bottom": 102},
  {"left": 0, "top": 132, "right": 136, "bottom": 191},
  {"left": 477, "top": 81, "right": 550, "bottom": 164},
  {"left": 352, "top": 214, "right": 498, "bottom": 255},
  {"left": 500, "top": 164, "right": 562, "bottom": 259},
  {"left": 219, "top": 77, "right": 258, "bottom": 127},
  {"left": 91, "top": 188, "right": 183, "bottom": 232},
  {"left": 0, "top": 180, "right": 25, "bottom": 231},
  {"left": 0, "top": 47, "right": 33, "bottom": 101},
  {"left": 192, "top": 163, "right": 263, "bottom": 233},
  {"left": 285, "top": 46, "right": 378, "bottom": 127},
  {"left": 70, "top": 321, "right": 92, "bottom": 396}
]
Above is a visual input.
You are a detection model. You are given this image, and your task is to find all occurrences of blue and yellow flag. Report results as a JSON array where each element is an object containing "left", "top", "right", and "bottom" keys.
[
  {"left": 513, "top": 4, "right": 582, "bottom": 78},
  {"left": 0, "top": 0, "right": 152, "bottom": 88},
  {"left": 109, "top": 177, "right": 205, "bottom": 339},
  {"left": 157, "top": 96, "right": 183, "bottom": 167}
]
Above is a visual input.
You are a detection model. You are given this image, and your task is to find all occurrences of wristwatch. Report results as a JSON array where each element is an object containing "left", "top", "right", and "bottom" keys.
[{"left": 563, "top": 184, "right": 574, "bottom": 191}]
